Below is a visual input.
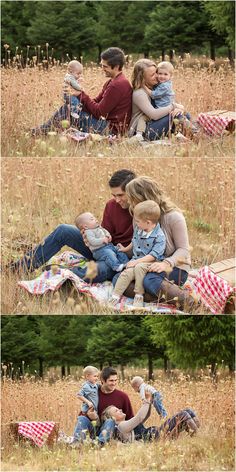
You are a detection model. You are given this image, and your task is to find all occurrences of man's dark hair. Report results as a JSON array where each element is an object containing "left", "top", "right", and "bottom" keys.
[
  {"left": 101, "top": 366, "right": 117, "bottom": 382},
  {"left": 101, "top": 47, "right": 125, "bottom": 70},
  {"left": 109, "top": 169, "right": 136, "bottom": 191}
]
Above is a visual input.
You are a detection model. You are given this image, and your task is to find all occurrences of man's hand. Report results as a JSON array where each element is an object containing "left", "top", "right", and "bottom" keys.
[
  {"left": 117, "top": 243, "right": 128, "bottom": 253},
  {"left": 107, "top": 234, "right": 112, "bottom": 243},
  {"left": 103, "top": 237, "right": 109, "bottom": 244},
  {"left": 87, "top": 400, "right": 94, "bottom": 409},
  {"left": 87, "top": 407, "right": 98, "bottom": 421}
]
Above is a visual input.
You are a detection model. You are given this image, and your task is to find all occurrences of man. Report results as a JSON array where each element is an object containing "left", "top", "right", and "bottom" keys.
[
  {"left": 73, "top": 366, "right": 133, "bottom": 445},
  {"left": 32, "top": 47, "right": 132, "bottom": 136},
  {"left": 8, "top": 169, "right": 136, "bottom": 283}
]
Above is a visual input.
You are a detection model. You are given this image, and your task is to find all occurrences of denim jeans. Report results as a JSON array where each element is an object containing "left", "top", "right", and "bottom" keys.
[
  {"left": 63, "top": 94, "right": 81, "bottom": 115},
  {"left": 93, "top": 244, "right": 129, "bottom": 271},
  {"left": 143, "top": 267, "right": 188, "bottom": 296},
  {"left": 153, "top": 391, "right": 167, "bottom": 418},
  {"left": 41, "top": 104, "right": 109, "bottom": 134},
  {"left": 144, "top": 112, "right": 191, "bottom": 141},
  {"left": 160, "top": 409, "right": 197, "bottom": 435},
  {"left": 73, "top": 415, "right": 116, "bottom": 444},
  {"left": 15, "top": 224, "right": 115, "bottom": 283},
  {"left": 133, "top": 423, "right": 160, "bottom": 441}
]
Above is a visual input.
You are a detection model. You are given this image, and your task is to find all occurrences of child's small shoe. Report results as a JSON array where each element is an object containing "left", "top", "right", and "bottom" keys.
[
  {"left": 133, "top": 294, "right": 144, "bottom": 308},
  {"left": 126, "top": 133, "right": 145, "bottom": 144},
  {"left": 116, "top": 263, "right": 124, "bottom": 272},
  {"left": 108, "top": 294, "right": 120, "bottom": 307}
]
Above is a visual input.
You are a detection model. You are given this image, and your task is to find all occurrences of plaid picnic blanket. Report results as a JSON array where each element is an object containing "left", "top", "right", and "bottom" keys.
[
  {"left": 18, "top": 252, "right": 182, "bottom": 314},
  {"left": 197, "top": 111, "right": 235, "bottom": 136},
  {"left": 18, "top": 421, "right": 56, "bottom": 447},
  {"left": 193, "top": 266, "right": 234, "bottom": 314}
]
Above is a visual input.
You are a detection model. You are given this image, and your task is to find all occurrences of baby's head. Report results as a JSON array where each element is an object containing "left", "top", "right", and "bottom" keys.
[
  {"left": 68, "top": 60, "right": 83, "bottom": 79},
  {"left": 133, "top": 200, "right": 161, "bottom": 232},
  {"left": 75, "top": 212, "right": 98, "bottom": 231},
  {"left": 83, "top": 365, "right": 99, "bottom": 385},
  {"left": 131, "top": 376, "right": 144, "bottom": 392},
  {"left": 157, "top": 61, "right": 174, "bottom": 83}
]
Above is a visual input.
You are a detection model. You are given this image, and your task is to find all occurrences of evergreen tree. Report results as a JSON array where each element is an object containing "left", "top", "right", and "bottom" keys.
[
  {"left": 144, "top": 316, "right": 235, "bottom": 372},
  {"left": 204, "top": 1, "right": 235, "bottom": 49}
]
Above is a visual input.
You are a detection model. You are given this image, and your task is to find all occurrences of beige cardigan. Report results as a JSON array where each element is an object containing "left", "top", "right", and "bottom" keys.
[
  {"left": 160, "top": 210, "right": 191, "bottom": 272},
  {"left": 129, "top": 88, "right": 172, "bottom": 136}
]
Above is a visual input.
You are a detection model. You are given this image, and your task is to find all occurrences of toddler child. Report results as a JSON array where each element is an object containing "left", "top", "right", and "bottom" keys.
[
  {"left": 75, "top": 212, "right": 129, "bottom": 272},
  {"left": 136, "top": 61, "right": 196, "bottom": 141},
  {"left": 110, "top": 200, "right": 166, "bottom": 308},
  {"left": 63, "top": 60, "right": 83, "bottom": 118},
  {"left": 131, "top": 375, "right": 167, "bottom": 418},
  {"left": 77, "top": 365, "right": 100, "bottom": 419}
]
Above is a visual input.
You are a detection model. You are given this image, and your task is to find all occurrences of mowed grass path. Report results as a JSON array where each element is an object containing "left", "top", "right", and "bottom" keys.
[
  {"left": 1, "top": 374, "right": 234, "bottom": 471},
  {"left": 1, "top": 63, "right": 235, "bottom": 158}
]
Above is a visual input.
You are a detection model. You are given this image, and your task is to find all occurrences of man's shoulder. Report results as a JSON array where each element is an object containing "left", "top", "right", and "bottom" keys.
[{"left": 113, "top": 388, "right": 130, "bottom": 399}]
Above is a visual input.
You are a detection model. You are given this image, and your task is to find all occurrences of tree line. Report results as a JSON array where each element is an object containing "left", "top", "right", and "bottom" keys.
[
  {"left": 1, "top": 315, "right": 235, "bottom": 379},
  {"left": 1, "top": 1, "right": 235, "bottom": 65}
]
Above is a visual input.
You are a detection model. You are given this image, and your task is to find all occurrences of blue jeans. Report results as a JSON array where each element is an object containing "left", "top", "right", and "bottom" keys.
[
  {"left": 73, "top": 415, "right": 115, "bottom": 444},
  {"left": 143, "top": 267, "right": 188, "bottom": 296},
  {"left": 63, "top": 94, "right": 82, "bottom": 115},
  {"left": 144, "top": 112, "right": 191, "bottom": 141},
  {"left": 153, "top": 391, "right": 167, "bottom": 418},
  {"left": 14, "top": 224, "right": 115, "bottom": 283},
  {"left": 160, "top": 409, "right": 197, "bottom": 435},
  {"left": 41, "top": 104, "right": 109, "bottom": 134},
  {"left": 93, "top": 244, "right": 129, "bottom": 271}
]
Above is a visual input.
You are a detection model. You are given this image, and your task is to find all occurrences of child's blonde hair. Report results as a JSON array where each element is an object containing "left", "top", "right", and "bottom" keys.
[
  {"left": 131, "top": 376, "right": 144, "bottom": 388},
  {"left": 83, "top": 365, "right": 99, "bottom": 377},
  {"left": 157, "top": 61, "right": 174, "bottom": 75},
  {"left": 133, "top": 200, "right": 161, "bottom": 224},
  {"left": 75, "top": 212, "right": 92, "bottom": 230},
  {"left": 68, "top": 60, "right": 83, "bottom": 73}
]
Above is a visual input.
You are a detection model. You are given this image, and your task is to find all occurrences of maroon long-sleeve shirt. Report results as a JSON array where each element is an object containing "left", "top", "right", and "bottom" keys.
[
  {"left": 101, "top": 199, "right": 133, "bottom": 246},
  {"left": 80, "top": 72, "right": 132, "bottom": 135},
  {"left": 98, "top": 388, "right": 134, "bottom": 420}
]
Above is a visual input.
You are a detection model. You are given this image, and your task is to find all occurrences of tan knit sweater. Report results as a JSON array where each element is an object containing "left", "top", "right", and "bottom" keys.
[
  {"left": 129, "top": 88, "right": 172, "bottom": 136},
  {"left": 160, "top": 210, "right": 191, "bottom": 272}
]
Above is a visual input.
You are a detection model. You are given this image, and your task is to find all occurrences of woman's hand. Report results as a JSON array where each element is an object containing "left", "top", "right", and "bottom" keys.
[
  {"left": 144, "top": 390, "right": 152, "bottom": 402},
  {"left": 126, "top": 259, "right": 138, "bottom": 268},
  {"left": 171, "top": 102, "right": 184, "bottom": 117},
  {"left": 147, "top": 260, "right": 172, "bottom": 273}
]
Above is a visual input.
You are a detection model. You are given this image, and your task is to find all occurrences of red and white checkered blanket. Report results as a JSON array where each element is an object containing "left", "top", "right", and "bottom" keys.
[
  {"left": 197, "top": 112, "right": 235, "bottom": 136},
  {"left": 18, "top": 421, "right": 56, "bottom": 447},
  {"left": 193, "top": 266, "right": 234, "bottom": 314}
]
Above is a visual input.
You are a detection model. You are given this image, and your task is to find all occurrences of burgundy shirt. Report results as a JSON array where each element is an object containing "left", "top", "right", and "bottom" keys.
[
  {"left": 98, "top": 388, "right": 134, "bottom": 420},
  {"left": 102, "top": 199, "right": 133, "bottom": 246},
  {"left": 80, "top": 72, "right": 132, "bottom": 135}
]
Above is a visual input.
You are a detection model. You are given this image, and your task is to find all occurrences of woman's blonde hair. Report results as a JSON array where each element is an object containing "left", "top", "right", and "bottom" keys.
[
  {"left": 131, "top": 59, "right": 157, "bottom": 90},
  {"left": 101, "top": 405, "right": 115, "bottom": 423},
  {"left": 125, "top": 176, "right": 181, "bottom": 215}
]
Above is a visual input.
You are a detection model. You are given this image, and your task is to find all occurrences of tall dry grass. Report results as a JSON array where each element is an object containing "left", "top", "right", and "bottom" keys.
[
  {"left": 1, "top": 63, "right": 235, "bottom": 158},
  {"left": 1, "top": 371, "right": 234, "bottom": 471},
  {"left": 2, "top": 157, "right": 235, "bottom": 314}
]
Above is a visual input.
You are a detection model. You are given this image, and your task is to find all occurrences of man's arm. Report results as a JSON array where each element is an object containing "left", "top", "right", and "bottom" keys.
[{"left": 80, "top": 80, "right": 124, "bottom": 120}]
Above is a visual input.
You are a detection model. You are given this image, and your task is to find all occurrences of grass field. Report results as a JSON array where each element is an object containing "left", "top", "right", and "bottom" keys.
[
  {"left": 2, "top": 157, "right": 234, "bottom": 315},
  {"left": 1, "top": 370, "right": 234, "bottom": 471},
  {"left": 1, "top": 62, "right": 235, "bottom": 158}
]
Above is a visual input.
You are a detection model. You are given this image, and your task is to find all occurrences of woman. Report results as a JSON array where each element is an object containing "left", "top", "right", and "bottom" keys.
[
  {"left": 122, "top": 176, "right": 196, "bottom": 310},
  {"left": 129, "top": 59, "right": 183, "bottom": 141},
  {"left": 101, "top": 393, "right": 200, "bottom": 443}
]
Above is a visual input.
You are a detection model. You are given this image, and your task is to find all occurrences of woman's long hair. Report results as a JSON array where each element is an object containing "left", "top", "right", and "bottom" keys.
[
  {"left": 101, "top": 405, "right": 115, "bottom": 423},
  {"left": 131, "top": 59, "right": 157, "bottom": 90},
  {"left": 126, "top": 176, "right": 182, "bottom": 215}
]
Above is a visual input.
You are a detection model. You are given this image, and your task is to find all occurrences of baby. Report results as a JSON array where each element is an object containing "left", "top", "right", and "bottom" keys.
[
  {"left": 110, "top": 200, "right": 166, "bottom": 308},
  {"left": 77, "top": 365, "right": 100, "bottom": 419},
  {"left": 131, "top": 376, "right": 167, "bottom": 418},
  {"left": 63, "top": 60, "right": 83, "bottom": 118},
  {"left": 75, "top": 212, "right": 129, "bottom": 272}
]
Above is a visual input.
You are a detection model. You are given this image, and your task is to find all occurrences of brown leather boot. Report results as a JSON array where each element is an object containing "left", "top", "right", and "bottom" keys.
[{"left": 159, "top": 279, "right": 196, "bottom": 312}]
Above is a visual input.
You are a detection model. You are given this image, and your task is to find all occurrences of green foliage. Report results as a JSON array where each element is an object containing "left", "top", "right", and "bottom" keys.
[
  {"left": 204, "top": 1, "right": 235, "bottom": 49},
  {"left": 144, "top": 315, "right": 235, "bottom": 370}
]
